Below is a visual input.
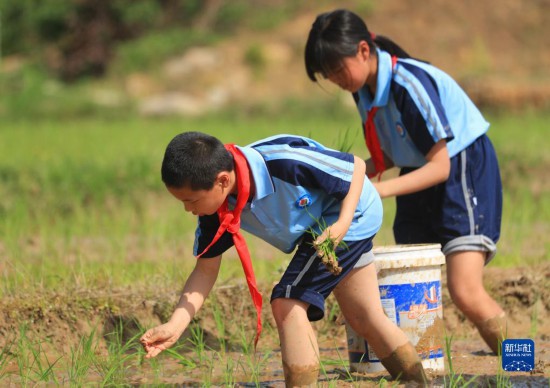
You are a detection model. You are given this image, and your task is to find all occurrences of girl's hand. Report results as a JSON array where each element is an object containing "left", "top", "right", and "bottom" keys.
[
  {"left": 371, "top": 180, "right": 384, "bottom": 197},
  {"left": 140, "top": 322, "right": 183, "bottom": 358},
  {"left": 373, "top": 140, "right": 450, "bottom": 198}
]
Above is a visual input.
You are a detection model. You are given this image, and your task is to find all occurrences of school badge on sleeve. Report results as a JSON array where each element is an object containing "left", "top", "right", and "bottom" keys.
[
  {"left": 295, "top": 193, "right": 312, "bottom": 209},
  {"left": 395, "top": 122, "right": 406, "bottom": 138}
]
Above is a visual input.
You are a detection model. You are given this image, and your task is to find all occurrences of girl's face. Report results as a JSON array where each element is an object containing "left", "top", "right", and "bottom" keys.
[{"left": 325, "top": 41, "right": 373, "bottom": 93}]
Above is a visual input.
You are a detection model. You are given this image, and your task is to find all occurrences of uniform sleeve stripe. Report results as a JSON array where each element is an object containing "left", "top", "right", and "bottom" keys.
[
  {"left": 395, "top": 62, "right": 453, "bottom": 140},
  {"left": 249, "top": 135, "right": 313, "bottom": 148},
  {"left": 260, "top": 147, "right": 353, "bottom": 177},
  {"left": 391, "top": 83, "right": 438, "bottom": 155},
  {"left": 266, "top": 158, "right": 351, "bottom": 199}
]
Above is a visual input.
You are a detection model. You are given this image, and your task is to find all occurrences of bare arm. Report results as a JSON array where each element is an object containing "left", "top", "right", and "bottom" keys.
[
  {"left": 140, "top": 255, "right": 222, "bottom": 358},
  {"left": 373, "top": 140, "right": 450, "bottom": 198},
  {"left": 315, "top": 155, "right": 365, "bottom": 246},
  {"left": 365, "top": 152, "right": 395, "bottom": 177}
]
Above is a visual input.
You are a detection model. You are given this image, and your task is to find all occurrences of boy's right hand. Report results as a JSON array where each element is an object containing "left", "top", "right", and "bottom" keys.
[{"left": 140, "top": 322, "right": 182, "bottom": 358}]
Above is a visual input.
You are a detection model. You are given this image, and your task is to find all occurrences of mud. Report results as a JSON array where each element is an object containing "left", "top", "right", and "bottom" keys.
[
  {"left": 282, "top": 361, "right": 319, "bottom": 387},
  {"left": 0, "top": 263, "right": 549, "bottom": 386},
  {"left": 416, "top": 316, "right": 444, "bottom": 360},
  {"left": 474, "top": 312, "right": 507, "bottom": 355},
  {"left": 379, "top": 342, "right": 428, "bottom": 384}
]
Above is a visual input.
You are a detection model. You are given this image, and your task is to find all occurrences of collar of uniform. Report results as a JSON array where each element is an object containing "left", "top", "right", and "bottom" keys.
[
  {"left": 235, "top": 145, "right": 274, "bottom": 201},
  {"left": 358, "top": 48, "right": 393, "bottom": 109}
]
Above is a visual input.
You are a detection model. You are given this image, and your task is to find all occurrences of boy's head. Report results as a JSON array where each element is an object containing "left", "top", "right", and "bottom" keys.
[{"left": 162, "top": 131, "right": 235, "bottom": 216}]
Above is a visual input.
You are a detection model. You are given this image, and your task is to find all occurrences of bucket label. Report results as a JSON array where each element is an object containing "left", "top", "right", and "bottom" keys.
[{"left": 364, "top": 280, "right": 444, "bottom": 362}]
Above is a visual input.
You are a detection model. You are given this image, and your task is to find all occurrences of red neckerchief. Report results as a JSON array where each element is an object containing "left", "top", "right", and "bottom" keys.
[
  {"left": 195, "top": 144, "right": 263, "bottom": 348},
  {"left": 364, "top": 55, "right": 398, "bottom": 180}
]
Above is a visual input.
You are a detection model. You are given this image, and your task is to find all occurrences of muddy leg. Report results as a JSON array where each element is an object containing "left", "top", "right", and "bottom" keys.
[
  {"left": 282, "top": 362, "right": 319, "bottom": 387},
  {"left": 379, "top": 342, "right": 429, "bottom": 385},
  {"left": 475, "top": 312, "right": 507, "bottom": 355},
  {"left": 271, "top": 298, "right": 319, "bottom": 387},
  {"left": 446, "top": 251, "right": 507, "bottom": 354}
]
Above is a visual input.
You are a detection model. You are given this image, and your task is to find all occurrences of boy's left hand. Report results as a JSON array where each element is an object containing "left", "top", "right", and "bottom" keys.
[{"left": 140, "top": 322, "right": 182, "bottom": 358}]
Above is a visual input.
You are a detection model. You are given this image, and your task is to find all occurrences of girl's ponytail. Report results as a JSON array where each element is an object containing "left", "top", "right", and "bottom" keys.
[
  {"left": 372, "top": 33, "right": 428, "bottom": 63},
  {"left": 372, "top": 34, "right": 411, "bottom": 59}
]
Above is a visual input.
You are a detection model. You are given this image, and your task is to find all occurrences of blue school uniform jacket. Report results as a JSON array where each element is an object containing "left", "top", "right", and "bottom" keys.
[
  {"left": 193, "top": 135, "right": 383, "bottom": 257},
  {"left": 356, "top": 49, "right": 489, "bottom": 167}
]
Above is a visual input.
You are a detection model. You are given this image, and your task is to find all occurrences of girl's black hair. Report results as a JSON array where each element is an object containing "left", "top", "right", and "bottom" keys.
[
  {"left": 304, "top": 9, "right": 413, "bottom": 82},
  {"left": 161, "top": 131, "right": 234, "bottom": 190}
]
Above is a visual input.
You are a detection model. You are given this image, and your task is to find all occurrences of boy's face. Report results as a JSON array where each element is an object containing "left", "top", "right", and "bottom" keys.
[{"left": 167, "top": 174, "right": 230, "bottom": 217}]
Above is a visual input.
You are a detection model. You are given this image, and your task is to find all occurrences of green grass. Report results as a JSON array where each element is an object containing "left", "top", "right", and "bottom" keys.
[
  {"left": 0, "top": 302, "right": 523, "bottom": 386},
  {"left": 1, "top": 110, "right": 548, "bottom": 295},
  {"left": 0, "top": 109, "right": 548, "bottom": 384}
]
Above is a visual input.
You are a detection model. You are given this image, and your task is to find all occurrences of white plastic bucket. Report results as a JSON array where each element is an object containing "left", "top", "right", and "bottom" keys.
[{"left": 346, "top": 244, "right": 446, "bottom": 373}]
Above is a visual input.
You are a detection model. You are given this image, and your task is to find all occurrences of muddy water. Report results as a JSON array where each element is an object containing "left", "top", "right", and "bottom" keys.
[
  {"left": 125, "top": 345, "right": 549, "bottom": 387},
  {"left": 1, "top": 264, "right": 548, "bottom": 386},
  {"left": 2, "top": 334, "right": 547, "bottom": 386},
  {"left": 114, "top": 333, "right": 549, "bottom": 387}
]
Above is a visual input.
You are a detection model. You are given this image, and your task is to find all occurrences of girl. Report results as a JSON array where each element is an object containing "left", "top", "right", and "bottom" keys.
[{"left": 305, "top": 9, "right": 507, "bottom": 355}]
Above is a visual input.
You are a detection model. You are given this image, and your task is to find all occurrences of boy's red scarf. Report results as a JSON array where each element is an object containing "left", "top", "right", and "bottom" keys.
[
  {"left": 195, "top": 144, "right": 263, "bottom": 348},
  {"left": 364, "top": 55, "right": 397, "bottom": 180}
]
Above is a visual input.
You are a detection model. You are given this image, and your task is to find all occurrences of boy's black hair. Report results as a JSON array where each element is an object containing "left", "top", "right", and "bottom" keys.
[
  {"left": 161, "top": 131, "right": 234, "bottom": 190},
  {"left": 304, "top": 9, "right": 413, "bottom": 82}
]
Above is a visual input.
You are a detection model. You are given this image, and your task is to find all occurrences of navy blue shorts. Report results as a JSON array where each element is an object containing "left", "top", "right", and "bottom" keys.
[
  {"left": 393, "top": 134, "right": 502, "bottom": 263},
  {"left": 270, "top": 233, "right": 375, "bottom": 321}
]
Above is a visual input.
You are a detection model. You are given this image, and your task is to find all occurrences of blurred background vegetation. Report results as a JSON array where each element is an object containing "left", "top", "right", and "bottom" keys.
[
  {"left": 2, "top": 0, "right": 549, "bottom": 120},
  {"left": 0, "top": 0, "right": 549, "bottom": 293}
]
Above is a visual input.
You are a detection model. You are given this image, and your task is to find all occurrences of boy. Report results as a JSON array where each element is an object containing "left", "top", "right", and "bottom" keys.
[{"left": 140, "top": 131, "right": 428, "bottom": 385}]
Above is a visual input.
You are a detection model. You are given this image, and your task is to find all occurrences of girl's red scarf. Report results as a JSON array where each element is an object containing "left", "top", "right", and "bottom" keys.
[
  {"left": 195, "top": 144, "right": 263, "bottom": 348},
  {"left": 364, "top": 55, "right": 398, "bottom": 180}
]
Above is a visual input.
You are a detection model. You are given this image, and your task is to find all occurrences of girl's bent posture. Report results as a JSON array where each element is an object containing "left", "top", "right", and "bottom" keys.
[{"left": 305, "top": 9, "right": 507, "bottom": 355}]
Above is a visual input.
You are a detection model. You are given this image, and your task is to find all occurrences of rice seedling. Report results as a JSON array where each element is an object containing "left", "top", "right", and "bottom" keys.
[
  {"left": 306, "top": 212, "right": 349, "bottom": 276},
  {"left": 236, "top": 325, "right": 265, "bottom": 385},
  {"left": 66, "top": 329, "right": 99, "bottom": 385},
  {"left": 215, "top": 349, "right": 237, "bottom": 387},
  {"left": 495, "top": 358, "right": 512, "bottom": 388},
  {"left": 334, "top": 126, "right": 358, "bottom": 153},
  {"left": 0, "top": 339, "right": 14, "bottom": 379},
  {"left": 189, "top": 323, "right": 207, "bottom": 364},
  {"left": 94, "top": 320, "right": 142, "bottom": 386},
  {"left": 15, "top": 324, "right": 61, "bottom": 385},
  {"left": 163, "top": 347, "right": 197, "bottom": 368},
  {"left": 211, "top": 298, "right": 228, "bottom": 351},
  {"left": 442, "top": 333, "right": 478, "bottom": 387}
]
